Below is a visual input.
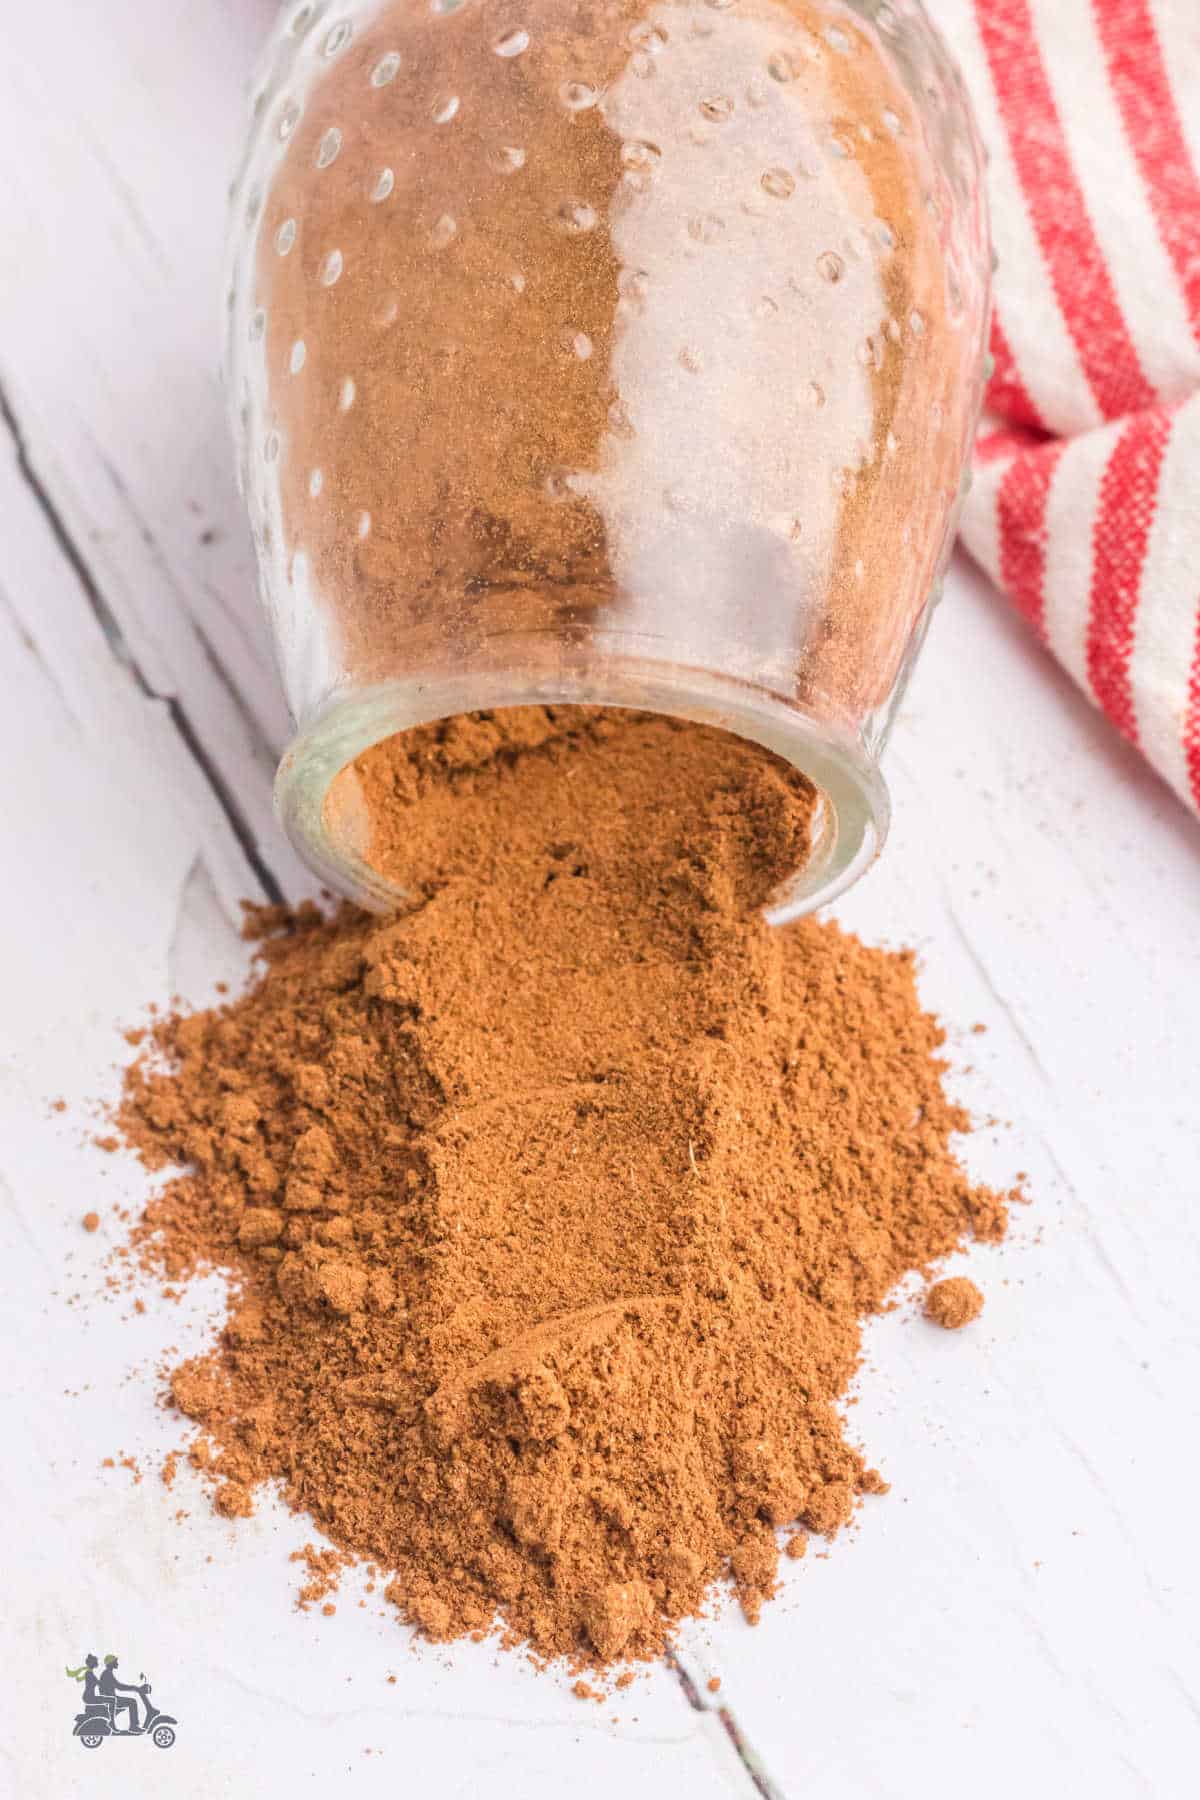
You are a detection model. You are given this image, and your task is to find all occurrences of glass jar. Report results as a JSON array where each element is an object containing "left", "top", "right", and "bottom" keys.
[{"left": 227, "top": 0, "right": 990, "bottom": 918}]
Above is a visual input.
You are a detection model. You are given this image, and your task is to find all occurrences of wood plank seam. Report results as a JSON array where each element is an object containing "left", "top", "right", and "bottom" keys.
[
  {"left": 667, "top": 1651, "right": 786, "bottom": 1800},
  {"left": 0, "top": 375, "right": 284, "bottom": 906}
]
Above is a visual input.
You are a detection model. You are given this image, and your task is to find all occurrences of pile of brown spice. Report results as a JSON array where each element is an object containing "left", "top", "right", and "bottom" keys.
[{"left": 116, "top": 708, "right": 1009, "bottom": 1668}]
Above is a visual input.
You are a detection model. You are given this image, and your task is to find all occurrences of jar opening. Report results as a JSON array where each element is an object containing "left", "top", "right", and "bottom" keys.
[{"left": 276, "top": 644, "right": 889, "bottom": 921}]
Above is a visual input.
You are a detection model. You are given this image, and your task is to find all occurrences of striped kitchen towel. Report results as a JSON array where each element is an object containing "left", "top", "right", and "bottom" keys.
[{"left": 933, "top": 0, "right": 1200, "bottom": 816}]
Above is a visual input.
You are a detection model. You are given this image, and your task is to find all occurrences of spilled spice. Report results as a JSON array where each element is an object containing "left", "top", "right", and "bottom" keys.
[
  {"left": 924, "top": 1276, "right": 985, "bottom": 1330},
  {"left": 115, "top": 709, "right": 1009, "bottom": 1667},
  {"left": 291, "top": 1543, "right": 351, "bottom": 1612}
]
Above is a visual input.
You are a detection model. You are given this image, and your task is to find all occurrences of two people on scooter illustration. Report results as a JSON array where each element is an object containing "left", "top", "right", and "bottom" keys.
[
  {"left": 66, "top": 1650, "right": 177, "bottom": 1749},
  {"left": 67, "top": 1653, "right": 141, "bottom": 1730}
]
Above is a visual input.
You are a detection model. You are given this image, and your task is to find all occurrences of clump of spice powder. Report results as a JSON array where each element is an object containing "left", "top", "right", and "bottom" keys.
[
  {"left": 115, "top": 709, "right": 1010, "bottom": 1667},
  {"left": 925, "top": 1276, "right": 986, "bottom": 1330}
]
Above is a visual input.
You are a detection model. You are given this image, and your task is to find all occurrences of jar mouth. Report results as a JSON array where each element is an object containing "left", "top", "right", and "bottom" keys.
[{"left": 274, "top": 642, "right": 890, "bottom": 924}]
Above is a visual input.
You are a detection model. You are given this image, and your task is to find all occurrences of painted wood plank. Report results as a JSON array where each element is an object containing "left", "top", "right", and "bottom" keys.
[
  {"left": 1, "top": 4, "right": 1198, "bottom": 1796},
  {"left": 0, "top": 0, "right": 299, "bottom": 911},
  {"left": 670, "top": 563, "right": 1200, "bottom": 1798}
]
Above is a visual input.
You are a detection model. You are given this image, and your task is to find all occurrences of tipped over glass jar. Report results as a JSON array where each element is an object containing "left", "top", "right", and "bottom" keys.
[{"left": 227, "top": 0, "right": 990, "bottom": 918}]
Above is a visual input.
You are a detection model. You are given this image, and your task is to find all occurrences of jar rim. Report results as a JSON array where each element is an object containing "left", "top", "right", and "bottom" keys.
[{"left": 274, "top": 635, "right": 890, "bottom": 922}]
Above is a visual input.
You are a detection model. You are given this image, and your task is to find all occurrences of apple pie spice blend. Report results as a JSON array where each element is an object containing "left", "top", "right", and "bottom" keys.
[{"left": 112, "top": 709, "right": 1009, "bottom": 1671}]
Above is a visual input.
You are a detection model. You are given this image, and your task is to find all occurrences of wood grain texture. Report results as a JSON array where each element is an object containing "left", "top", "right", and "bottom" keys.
[{"left": 0, "top": 5, "right": 1197, "bottom": 1797}]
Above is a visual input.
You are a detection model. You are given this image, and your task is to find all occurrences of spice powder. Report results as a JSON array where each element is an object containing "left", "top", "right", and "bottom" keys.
[{"left": 117, "top": 710, "right": 1009, "bottom": 1666}]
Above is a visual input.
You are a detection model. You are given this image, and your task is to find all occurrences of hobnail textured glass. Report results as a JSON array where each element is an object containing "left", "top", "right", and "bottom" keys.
[{"left": 227, "top": 0, "right": 990, "bottom": 917}]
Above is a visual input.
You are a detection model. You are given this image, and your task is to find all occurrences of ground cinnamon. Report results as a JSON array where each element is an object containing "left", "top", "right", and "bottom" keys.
[
  {"left": 924, "top": 1275, "right": 984, "bottom": 1329},
  {"left": 115, "top": 708, "right": 1008, "bottom": 1667}
]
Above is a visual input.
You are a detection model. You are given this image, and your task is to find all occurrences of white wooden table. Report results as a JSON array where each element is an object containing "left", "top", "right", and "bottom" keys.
[{"left": 2, "top": 6, "right": 1197, "bottom": 1796}]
